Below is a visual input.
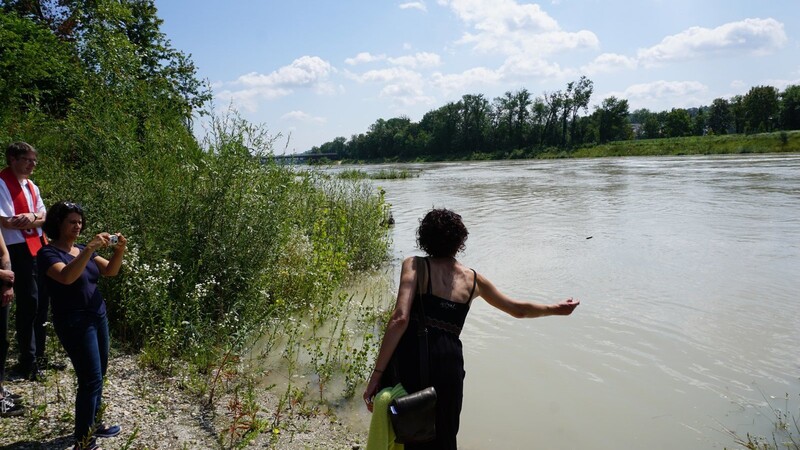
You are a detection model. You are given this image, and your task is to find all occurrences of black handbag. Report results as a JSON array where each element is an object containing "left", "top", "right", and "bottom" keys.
[{"left": 388, "top": 257, "right": 437, "bottom": 444}]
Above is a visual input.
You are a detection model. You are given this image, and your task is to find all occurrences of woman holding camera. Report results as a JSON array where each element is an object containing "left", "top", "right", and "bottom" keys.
[{"left": 37, "top": 201, "right": 125, "bottom": 450}]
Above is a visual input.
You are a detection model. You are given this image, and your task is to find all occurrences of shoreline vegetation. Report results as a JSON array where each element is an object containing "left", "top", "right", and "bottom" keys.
[{"left": 333, "top": 130, "right": 800, "bottom": 164}]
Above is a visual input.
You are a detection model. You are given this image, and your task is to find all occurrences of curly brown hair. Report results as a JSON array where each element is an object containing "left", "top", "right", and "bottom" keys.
[{"left": 416, "top": 208, "right": 468, "bottom": 257}]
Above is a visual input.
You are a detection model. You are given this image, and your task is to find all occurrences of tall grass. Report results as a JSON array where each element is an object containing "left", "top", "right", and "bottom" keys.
[{"left": 25, "top": 97, "right": 391, "bottom": 391}]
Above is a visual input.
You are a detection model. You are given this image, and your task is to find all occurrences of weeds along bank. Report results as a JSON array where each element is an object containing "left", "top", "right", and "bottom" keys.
[{"left": 13, "top": 107, "right": 391, "bottom": 400}]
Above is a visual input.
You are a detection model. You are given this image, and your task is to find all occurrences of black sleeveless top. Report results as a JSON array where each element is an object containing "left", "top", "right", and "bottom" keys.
[
  {"left": 411, "top": 257, "right": 475, "bottom": 337},
  {"left": 389, "top": 257, "right": 476, "bottom": 450}
]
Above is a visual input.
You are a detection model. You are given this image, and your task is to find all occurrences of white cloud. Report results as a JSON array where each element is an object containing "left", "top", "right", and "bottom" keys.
[
  {"left": 345, "top": 52, "right": 387, "bottom": 65},
  {"left": 431, "top": 67, "right": 503, "bottom": 95},
  {"left": 607, "top": 80, "right": 709, "bottom": 110},
  {"left": 499, "top": 54, "right": 572, "bottom": 80},
  {"left": 637, "top": 18, "right": 787, "bottom": 67},
  {"left": 762, "top": 77, "right": 800, "bottom": 91},
  {"left": 380, "top": 82, "right": 435, "bottom": 107},
  {"left": 581, "top": 53, "right": 638, "bottom": 75},
  {"left": 213, "top": 56, "right": 333, "bottom": 112},
  {"left": 234, "top": 56, "right": 333, "bottom": 88},
  {"left": 215, "top": 88, "right": 291, "bottom": 112},
  {"left": 388, "top": 52, "right": 442, "bottom": 68},
  {"left": 730, "top": 80, "right": 747, "bottom": 90},
  {"left": 438, "top": 0, "right": 598, "bottom": 56},
  {"left": 350, "top": 67, "right": 434, "bottom": 107},
  {"left": 399, "top": 2, "right": 427, "bottom": 12},
  {"left": 351, "top": 67, "right": 420, "bottom": 84},
  {"left": 281, "top": 111, "right": 327, "bottom": 124}
]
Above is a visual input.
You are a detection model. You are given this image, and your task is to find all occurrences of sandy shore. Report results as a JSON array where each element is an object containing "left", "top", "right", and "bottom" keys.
[{"left": 0, "top": 353, "right": 366, "bottom": 449}]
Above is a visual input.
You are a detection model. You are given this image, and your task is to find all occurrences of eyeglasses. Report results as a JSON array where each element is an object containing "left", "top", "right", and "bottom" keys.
[
  {"left": 63, "top": 202, "right": 84, "bottom": 213},
  {"left": 17, "top": 156, "right": 37, "bottom": 165}
]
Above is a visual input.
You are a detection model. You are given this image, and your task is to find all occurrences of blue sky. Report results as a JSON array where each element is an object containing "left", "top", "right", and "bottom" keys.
[{"left": 156, "top": 0, "right": 800, "bottom": 154}]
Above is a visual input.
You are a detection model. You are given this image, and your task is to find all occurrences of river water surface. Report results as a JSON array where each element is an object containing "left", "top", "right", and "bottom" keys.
[{"left": 338, "top": 154, "right": 800, "bottom": 450}]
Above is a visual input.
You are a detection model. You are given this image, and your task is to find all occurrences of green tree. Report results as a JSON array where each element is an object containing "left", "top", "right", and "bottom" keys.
[
  {"left": 742, "top": 85, "right": 779, "bottom": 133},
  {"left": 3, "top": 0, "right": 209, "bottom": 122},
  {"left": 593, "top": 96, "right": 630, "bottom": 143},
  {"left": 566, "top": 76, "right": 593, "bottom": 147},
  {"left": 491, "top": 91, "right": 516, "bottom": 152},
  {"left": 779, "top": 84, "right": 800, "bottom": 130},
  {"left": 730, "top": 95, "right": 746, "bottom": 134},
  {"left": 691, "top": 108, "right": 707, "bottom": 136},
  {"left": 457, "top": 94, "right": 491, "bottom": 154},
  {"left": 420, "top": 102, "right": 461, "bottom": 157},
  {"left": 540, "top": 90, "right": 565, "bottom": 147},
  {"left": 629, "top": 108, "right": 654, "bottom": 139},
  {"left": 663, "top": 108, "right": 692, "bottom": 137},
  {"left": 0, "top": 10, "right": 83, "bottom": 120},
  {"left": 707, "top": 98, "right": 732, "bottom": 135}
]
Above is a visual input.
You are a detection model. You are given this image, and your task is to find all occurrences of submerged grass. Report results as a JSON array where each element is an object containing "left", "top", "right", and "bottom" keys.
[
  {"left": 723, "top": 392, "right": 800, "bottom": 450},
  {"left": 336, "top": 168, "right": 417, "bottom": 180}
]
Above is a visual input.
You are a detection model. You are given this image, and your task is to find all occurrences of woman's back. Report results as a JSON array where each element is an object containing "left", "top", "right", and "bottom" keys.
[{"left": 418, "top": 257, "right": 475, "bottom": 305}]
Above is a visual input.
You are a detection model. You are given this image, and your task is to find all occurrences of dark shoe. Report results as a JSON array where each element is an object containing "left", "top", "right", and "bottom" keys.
[
  {"left": 94, "top": 423, "right": 121, "bottom": 438},
  {"left": 1, "top": 387, "right": 22, "bottom": 401},
  {"left": 37, "top": 357, "right": 68, "bottom": 371},
  {"left": 0, "top": 396, "right": 25, "bottom": 417},
  {"left": 47, "top": 360, "right": 68, "bottom": 371},
  {"left": 6, "top": 365, "right": 30, "bottom": 381},
  {"left": 27, "top": 369, "right": 44, "bottom": 382}
]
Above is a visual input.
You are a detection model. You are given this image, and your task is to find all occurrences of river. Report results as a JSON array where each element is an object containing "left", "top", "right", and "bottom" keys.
[{"left": 336, "top": 153, "right": 800, "bottom": 450}]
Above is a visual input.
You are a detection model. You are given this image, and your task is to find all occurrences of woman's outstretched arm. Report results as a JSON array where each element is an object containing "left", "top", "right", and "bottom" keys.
[{"left": 476, "top": 272, "right": 579, "bottom": 318}]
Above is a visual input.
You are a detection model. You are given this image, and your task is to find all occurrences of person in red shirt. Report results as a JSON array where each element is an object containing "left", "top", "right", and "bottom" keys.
[{"left": 0, "top": 141, "right": 47, "bottom": 381}]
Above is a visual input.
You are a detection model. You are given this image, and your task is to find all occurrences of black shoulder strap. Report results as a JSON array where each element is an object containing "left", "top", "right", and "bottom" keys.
[
  {"left": 425, "top": 257, "right": 433, "bottom": 295},
  {"left": 469, "top": 268, "right": 477, "bottom": 300}
]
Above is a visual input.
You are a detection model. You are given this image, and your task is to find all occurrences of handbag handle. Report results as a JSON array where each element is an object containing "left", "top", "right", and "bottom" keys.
[{"left": 416, "top": 257, "right": 431, "bottom": 387}]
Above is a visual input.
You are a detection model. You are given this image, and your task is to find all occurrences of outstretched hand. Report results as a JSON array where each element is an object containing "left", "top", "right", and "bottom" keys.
[{"left": 552, "top": 298, "right": 580, "bottom": 315}]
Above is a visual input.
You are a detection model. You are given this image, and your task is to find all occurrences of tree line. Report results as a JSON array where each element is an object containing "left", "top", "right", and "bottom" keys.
[{"left": 310, "top": 77, "right": 800, "bottom": 160}]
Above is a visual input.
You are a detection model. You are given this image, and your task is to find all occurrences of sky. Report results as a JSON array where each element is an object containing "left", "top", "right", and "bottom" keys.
[{"left": 156, "top": 0, "right": 800, "bottom": 154}]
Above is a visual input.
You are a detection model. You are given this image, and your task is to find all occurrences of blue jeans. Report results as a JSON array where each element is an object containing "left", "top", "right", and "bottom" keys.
[{"left": 54, "top": 312, "right": 109, "bottom": 447}]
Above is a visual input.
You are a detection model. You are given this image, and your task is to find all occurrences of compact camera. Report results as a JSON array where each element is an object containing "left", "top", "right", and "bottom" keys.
[{"left": 109, "top": 235, "right": 118, "bottom": 245}]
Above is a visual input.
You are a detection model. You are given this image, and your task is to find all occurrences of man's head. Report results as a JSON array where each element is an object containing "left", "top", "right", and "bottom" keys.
[{"left": 5, "top": 142, "right": 38, "bottom": 178}]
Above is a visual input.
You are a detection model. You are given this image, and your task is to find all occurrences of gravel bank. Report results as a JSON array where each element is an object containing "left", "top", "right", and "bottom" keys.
[{"left": 0, "top": 354, "right": 366, "bottom": 449}]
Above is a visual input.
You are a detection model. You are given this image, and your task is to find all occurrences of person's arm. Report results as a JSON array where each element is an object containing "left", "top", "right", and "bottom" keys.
[
  {"left": 4, "top": 184, "right": 45, "bottom": 230},
  {"left": 45, "top": 234, "right": 107, "bottom": 285},
  {"left": 95, "top": 233, "right": 127, "bottom": 277},
  {"left": 476, "top": 272, "right": 579, "bottom": 318},
  {"left": 0, "top": 233, "right": 14, "bottom": 307},
  {"left": 7, "top": 211, "right": 43, "bottom": 230},
  {"left": 362, "top": 256, "right": 419, "bottom": 411}
]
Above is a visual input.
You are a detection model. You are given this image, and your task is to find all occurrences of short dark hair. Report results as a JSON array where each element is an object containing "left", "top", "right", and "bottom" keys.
[
  {"left": 416, "top": 208, "right": 469, "bottom": 257},
  {"left": 42, "top": 202, "right": 85, "bottom": 241},
  {"left": 6, "top": 141, "right": 36, "bottom": 166}
]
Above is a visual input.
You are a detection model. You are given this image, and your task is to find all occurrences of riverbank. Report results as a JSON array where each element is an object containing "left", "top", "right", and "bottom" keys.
[
  {"left": 336, "top": 130, "right": 800, "bottom": 163},
  {"left": 0, "top": 353, "right": 366, "bottom": 449}
]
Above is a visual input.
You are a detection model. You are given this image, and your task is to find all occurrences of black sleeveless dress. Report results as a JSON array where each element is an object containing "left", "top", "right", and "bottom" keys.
[{"left": 392, "top": 257, "right": 476, "bottom": 450}]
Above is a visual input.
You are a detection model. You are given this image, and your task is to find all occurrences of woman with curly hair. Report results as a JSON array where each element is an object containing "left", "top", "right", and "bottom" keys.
[{"left": 363, "top": 208, "right": 579, "bottom": 450}]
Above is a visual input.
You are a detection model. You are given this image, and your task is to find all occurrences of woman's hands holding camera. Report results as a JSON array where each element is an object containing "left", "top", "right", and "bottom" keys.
[{"left": 86, "top": 232, "right": 127, "bottom": 251}]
